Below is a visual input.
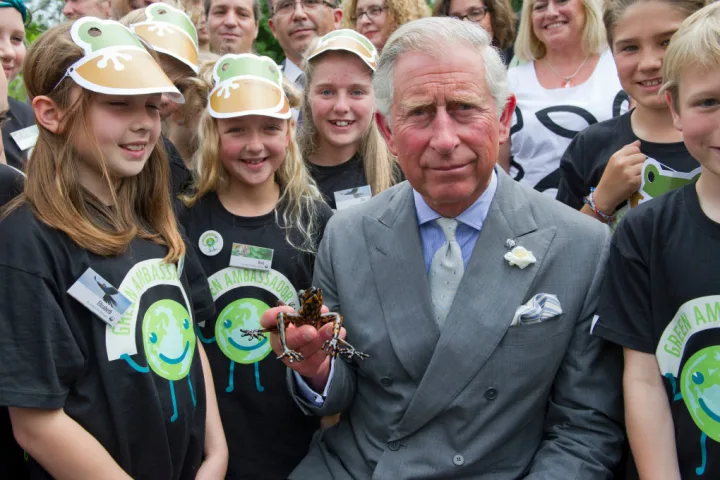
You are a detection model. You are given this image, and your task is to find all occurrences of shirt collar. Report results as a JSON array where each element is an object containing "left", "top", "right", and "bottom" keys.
[
  {"left": 283, "top": 59, "right": 304, "bottom": 85},
  {"left": 413, "top": 169, "right": 498, "bottom": 231}
]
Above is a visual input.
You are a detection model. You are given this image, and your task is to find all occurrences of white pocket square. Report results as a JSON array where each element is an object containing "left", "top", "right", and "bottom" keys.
[{"left": 511, "top": 293, "right": 562, "bottom": 327}]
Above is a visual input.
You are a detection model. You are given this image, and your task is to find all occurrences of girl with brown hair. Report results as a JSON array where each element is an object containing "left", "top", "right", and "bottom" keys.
[
  {"left": 298, "top": 29, "right": 400, "bottom": 210},
  {"left": 178, "top": 53, "right": 332, "bottom": 480},
  {"left": 0, "top": 18, "right": 227, "bottom": 479}
]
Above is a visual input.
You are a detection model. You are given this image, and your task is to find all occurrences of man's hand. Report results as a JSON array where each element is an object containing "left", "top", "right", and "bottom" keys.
[
  {"left": 260, "top": 306, "right": 346, "bottom": 392},
  {"left": 594, "top": 140, "right": 646, "bottom": 213}
]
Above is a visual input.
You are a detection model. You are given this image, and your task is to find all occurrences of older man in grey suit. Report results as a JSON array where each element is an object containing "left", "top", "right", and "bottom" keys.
[{"left": 259, "top": 17, "right": 624, "bottom": 479}]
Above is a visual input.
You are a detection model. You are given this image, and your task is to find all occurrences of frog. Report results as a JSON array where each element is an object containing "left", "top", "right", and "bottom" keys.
[
  {"left": 639, "top": 159, "right": 701, "bottom": 202},
  {"left": 144, "top": 2, "right": 198, "bottom": 46},
  {"left": 240, "top": 287, "right": 369, "bottom": 364}
]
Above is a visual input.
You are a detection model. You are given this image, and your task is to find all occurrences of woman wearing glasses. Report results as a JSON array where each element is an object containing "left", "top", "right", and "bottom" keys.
[
  {"left": 342, "top": 0, "right": 429, "bottom": 51},
  {"left": 432, "top": 0, "right": 516, "bottom": 64}
]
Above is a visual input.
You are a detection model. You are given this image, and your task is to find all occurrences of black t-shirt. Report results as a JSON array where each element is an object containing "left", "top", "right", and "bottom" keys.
[
  {"left": 306, "top": 153, "right": 367, "bottom": 210},
  {"left": 178, "top": 191, "right": 333, "bottom": 480},
  {"left": 0, "top": 164, "right": 24, "bottom": 208},
  {"left": 595, "top": 183, "right": 720, "bottom": 479},
  {"left": 162, "top": 135, "right": 192, "bottom": 198},
  {"left": 0, "top": 204, "right": 215, "bottom": 479},
  {"left": 557, "top": 110, "right": 698, "bottom": 221},
  {"left": 3, "top": 98, "right": 35, "bottom": 170}
]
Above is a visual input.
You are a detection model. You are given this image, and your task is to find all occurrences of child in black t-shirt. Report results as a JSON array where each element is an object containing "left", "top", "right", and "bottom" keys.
[
  {"left": 557, "top": 0, "right": 706, "bottom": 229},
  {"left": 0, "top": 19, "right": 226, "bottom": 479},
  {"left": 298, "top": 30, "right": 401, "bottom": 210},
  {"left": 595, "top": 3, "right": 720, "bottom": 477},
  {"left": 178, "top": 53, "right": 333, "bottom": 480}
]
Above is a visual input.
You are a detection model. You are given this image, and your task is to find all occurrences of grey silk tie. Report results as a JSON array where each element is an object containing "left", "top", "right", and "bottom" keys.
[{"left": 429, "top": 218, "right": 464, "bottom": 327}]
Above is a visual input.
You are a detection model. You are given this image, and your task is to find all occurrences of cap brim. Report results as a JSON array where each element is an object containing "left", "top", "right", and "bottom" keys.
[
  {"left": 132, "top": 23, "right": 199, "bottom": 74},
  {"left": 208, "top": 77, "right": 290, "bottom": 119}
]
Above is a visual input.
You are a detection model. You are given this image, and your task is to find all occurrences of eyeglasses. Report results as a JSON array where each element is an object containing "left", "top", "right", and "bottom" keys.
[
  {"left": 351, "top": 5, "right": 388, "bottom": 23},
  {"left": 273, "top": 0, "right": 335, "bottom": 16},
  {"left": 451, "top": 6, "right": 489, "bottom": 22}
]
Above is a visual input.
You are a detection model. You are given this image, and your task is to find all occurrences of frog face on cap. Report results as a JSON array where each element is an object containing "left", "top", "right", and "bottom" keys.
[
  {"left": 131, "top": 3, "right": 200, "bottom": 73},
  {"left": 639, "top": 159, "right": 701, "bottom": 201},
  {"left": 208, "top": 53, "right": 290, "bottom": 119},
  {"left": 67, "top": 17, "right": 183, "bottom": 102},
  {"left": 307, "top": 29, "right": 378, "bottom": 71}
]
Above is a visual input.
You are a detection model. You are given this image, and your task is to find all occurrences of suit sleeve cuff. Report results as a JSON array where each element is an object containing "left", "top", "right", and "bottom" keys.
[{"left": 292, "top": 358, "right": 335, "bottom": 407}]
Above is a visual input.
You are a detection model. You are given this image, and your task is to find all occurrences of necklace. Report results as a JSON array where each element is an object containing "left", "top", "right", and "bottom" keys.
[{"left": 545, "top": 55, "right": 591, "bottom": 88}]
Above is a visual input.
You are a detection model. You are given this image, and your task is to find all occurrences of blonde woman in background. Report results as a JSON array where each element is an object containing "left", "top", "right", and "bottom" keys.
[
  {"left": 500, "top": 0, "right": 627, "bottom": 197},
  {"left": 343, "top": 0, "right": 429, "bottom": 52}
]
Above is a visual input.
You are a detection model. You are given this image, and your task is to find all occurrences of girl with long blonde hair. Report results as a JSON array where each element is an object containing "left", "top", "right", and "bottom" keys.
[
  {"left": 0, "top": 18, "right": 227, "bottom": 479},
  {"left": 179, "top": 53, "right": 332, "bottom": 480},
  {"left": 298, "top": 29, "right": 400, "bottom": 211}
]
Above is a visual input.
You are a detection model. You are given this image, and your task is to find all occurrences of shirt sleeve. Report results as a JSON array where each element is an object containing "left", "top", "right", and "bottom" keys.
[
  {"left": 291, "top": 358, "right": 336, "bottom": 407},
  {"left": 557, "top": 134, "right": 588, "bottom": 210},
  {"left": 592, "top": 219, "right": 655, "bottom": 353},
  {"left": 0, "top": 266, "right": 85, "bottom": 409}
]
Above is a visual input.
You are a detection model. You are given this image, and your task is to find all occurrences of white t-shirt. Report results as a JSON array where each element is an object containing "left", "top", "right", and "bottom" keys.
[{"left": 508, "top": 49, "right": 628, "bottom": 197}]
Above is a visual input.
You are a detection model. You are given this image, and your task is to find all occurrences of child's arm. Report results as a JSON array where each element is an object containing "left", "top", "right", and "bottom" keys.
[
  {"left": 9, "top": 407, "right": 131, "bottom": 480},
  {"left": 195, "top": 342, "right": 228, "bottom": 480},
  {"left": 624, "top": 348, "right": 681, "bottom": 480}
]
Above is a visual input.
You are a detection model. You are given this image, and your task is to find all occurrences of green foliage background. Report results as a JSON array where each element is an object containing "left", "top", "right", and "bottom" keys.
[{"left": 10, "top": 0, "right": 525, "bottom": 100}]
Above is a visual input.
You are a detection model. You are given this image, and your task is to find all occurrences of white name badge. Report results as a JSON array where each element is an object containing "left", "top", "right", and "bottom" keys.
[
  {"left": 229, "top": 243, "right": 273, "bottom": 271},
  {"left": 334, "top": 185, "right": 371, "bottom": 211},
  {"left": 10, "top": 125, "right": 39, "bottom": 152},
  {"left": 67, "top": 268, "right": 133, "bottom": 328}
]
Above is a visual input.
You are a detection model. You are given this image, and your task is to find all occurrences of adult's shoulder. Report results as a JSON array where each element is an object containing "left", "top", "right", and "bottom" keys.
[
  {"left": 324, "top": 181, "right": 410, "bottom": 233},
  {"left": 499, "top": 172, "right": 609, "bottom": 244}
]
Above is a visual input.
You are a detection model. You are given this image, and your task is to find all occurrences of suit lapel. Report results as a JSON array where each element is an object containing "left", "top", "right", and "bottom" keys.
[
  {"left": 365, "top": 183, "right": 439, "bottom": 382},
  {"left": 391, "top": 172, "right": 558, "bottom": 439}
]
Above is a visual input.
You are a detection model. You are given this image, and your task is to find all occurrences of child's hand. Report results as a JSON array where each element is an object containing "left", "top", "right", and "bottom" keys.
[{"left": 594, "top": 140, "right": 646, "bottom": 214}]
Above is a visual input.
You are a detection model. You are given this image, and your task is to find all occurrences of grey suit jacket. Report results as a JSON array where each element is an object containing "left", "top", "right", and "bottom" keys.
[{"left": 288, "top": 171, "right": 624, "bottom": 479}]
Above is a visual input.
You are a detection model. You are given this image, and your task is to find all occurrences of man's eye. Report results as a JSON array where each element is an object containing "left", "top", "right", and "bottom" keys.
[{"left": 700, "top": 99, "right": 719, "bottom": 108}]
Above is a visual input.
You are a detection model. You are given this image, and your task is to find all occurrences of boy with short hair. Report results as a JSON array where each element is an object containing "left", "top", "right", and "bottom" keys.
[{"left": 593, "top": 3, "right": 720, "bottom": 478}]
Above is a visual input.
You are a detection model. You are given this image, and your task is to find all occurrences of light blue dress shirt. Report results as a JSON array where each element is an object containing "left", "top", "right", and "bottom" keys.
[{"left": 295, "top": 171, "right": 499, "bottom": 406}]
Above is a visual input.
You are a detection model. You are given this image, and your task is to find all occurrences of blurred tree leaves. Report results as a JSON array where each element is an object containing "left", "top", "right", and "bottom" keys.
[{"left": 254, "top": 2, "right": 284, "bottom": 63}]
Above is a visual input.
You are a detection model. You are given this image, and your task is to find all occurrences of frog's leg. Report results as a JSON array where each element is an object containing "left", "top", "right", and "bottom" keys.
[
  {"left": 664, "top": 373, "right": 683, "bottom": 401},
  {"left": 276, "top": 312, "right": 304, "bottom": 363},
  {"left": 320, "top": 313, "right": 343, "bottom": 358},
  {"left": 226, "top": 360, "right": 236, "bottom": 393},
  {"left": 254, "top": 362, "right": 264, "bottom": 392},
  {"left": 169, "top": 380, "right": 179, "bottom": 423},
  {"left": 697, "top": 432, "right": 708, "bottom": 476},
  {"left": 121, "top": 354, "right": 150, "bottom": 373},
  {"left": 336, "top": 338, "right": 369, "bottom": 360},
  {"left": 188, "top": 375, "right": 196, "bottom": 407}
]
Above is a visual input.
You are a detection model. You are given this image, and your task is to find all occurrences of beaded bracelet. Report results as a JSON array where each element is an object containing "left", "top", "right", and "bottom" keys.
[{"left": 583, "top": 187, "right": 615, "bottom": 223}]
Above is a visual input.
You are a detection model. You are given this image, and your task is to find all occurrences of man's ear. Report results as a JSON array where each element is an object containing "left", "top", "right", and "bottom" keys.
[
  {"left": 333, "top": 8, "right": 343, "bottom": 28},
  {"left": 497, "top": 93, "right": 516, "bottom": 145},
  {"left": 666, "top": 91, "right": 683, "bottom": 132},
  {"left": 375, "top": 111, "right": 397, "bottom": 156},
  {"left": 268, "top": 15, "right": 278, "bottom": 38},
  {"left": 32, "top": 96, "right": 64, "bottom": 134}
]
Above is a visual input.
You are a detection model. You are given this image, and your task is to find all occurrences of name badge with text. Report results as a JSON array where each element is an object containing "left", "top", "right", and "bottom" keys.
[
  {"left": 230, "top": 243, "right": 273, "bottom": 271},
  {"left": 67, "top": 268, "right": 133, "bottom": 327},
  {"left": 10, "top": 125, "right": 39, "bottom": 152},
  {"left": 334, "top": 185, "right": 371, "bottom": 211}
]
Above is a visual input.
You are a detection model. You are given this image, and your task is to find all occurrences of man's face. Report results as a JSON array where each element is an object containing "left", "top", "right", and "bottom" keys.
[
  {"left": 63, "top": 0, "right": 111, "bottom": 20},
  {"left": 268, "top": 0, "right": 342, "bottom": 65},
  {"left": 377, "top": 43, "right": 514, "bottom": 217},
  {"left": 208, "top": 0, "right": 259, "bottom": 54}
]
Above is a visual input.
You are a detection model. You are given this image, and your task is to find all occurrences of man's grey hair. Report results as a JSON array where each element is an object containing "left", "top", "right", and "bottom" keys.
[{"left": 373, "top": 17, "right": 510, "bottom": 123}]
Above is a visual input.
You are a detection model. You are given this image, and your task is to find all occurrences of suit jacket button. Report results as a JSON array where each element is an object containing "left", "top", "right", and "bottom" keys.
[
  {"left": 484, "top": 388, "right": 498, "bottom": 400},
  {"left": 381, "top": 377, "right": 393, "bottom": 387},
  {"left": 388, "top": 441, "right": 400, "bottom": 451},
  {"left": 453, "top": 454, "right": 465, "bottom": 466}
]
